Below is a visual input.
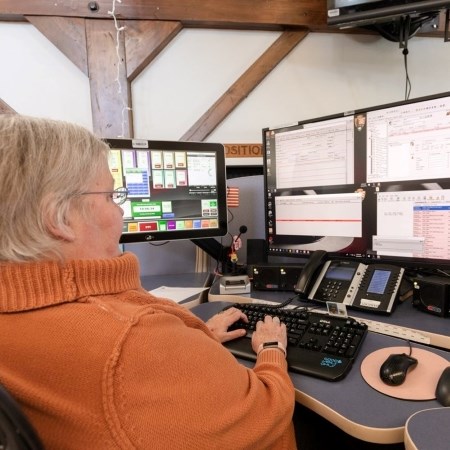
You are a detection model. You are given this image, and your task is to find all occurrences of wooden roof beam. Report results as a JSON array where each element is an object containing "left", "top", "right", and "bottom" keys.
[
  {"left": 0, "top": 0, "right": 328, "bottom": 29},
  {"left": 181, "top": 29, "right": 309, "bottom": 141}
]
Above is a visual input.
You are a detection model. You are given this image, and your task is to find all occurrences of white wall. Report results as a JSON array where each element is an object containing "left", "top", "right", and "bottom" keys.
[
  {"left": 2, "top": 22, "right": 450, "bottom": 274},
  {"left": 0, "top": 22, "right": 92, "bottom": 128},
  {"left": 133, "top": 29, "right": 450, "bottom": 143}
]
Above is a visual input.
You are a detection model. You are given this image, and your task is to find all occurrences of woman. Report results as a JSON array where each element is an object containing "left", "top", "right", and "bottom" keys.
[{"left": 0, "top": 114, "right": 296, "bottom": 449}]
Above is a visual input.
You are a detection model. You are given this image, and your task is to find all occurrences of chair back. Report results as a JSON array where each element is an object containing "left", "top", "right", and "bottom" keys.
[{"left": 0, "top": 382, "right": 44, "bottom": 450}]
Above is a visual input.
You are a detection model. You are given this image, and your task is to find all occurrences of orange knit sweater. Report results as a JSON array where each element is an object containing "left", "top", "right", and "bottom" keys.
[{"left": 0, "top": 252, "right": 296, "bottom": 449}]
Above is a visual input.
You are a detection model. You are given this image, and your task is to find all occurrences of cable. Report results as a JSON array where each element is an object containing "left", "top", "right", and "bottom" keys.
[
  {"left": 406, "top": 339, "right": 413, "bottom": 356},
  {"left": 400, "top": 15, "right": 412, "bottom": 101},
  {"left": 148, "top": 241, "right": 170, "bottom": 247},
  {"left": 371, "top": 11, "right": 440, "bottom": 101},
  {"left": 258, "top": 293, "right": 300, "bottom": 310},
  {"left": 403, "top": 48, "right": 412, "bottom": 101},
  {"left": 107, "top": 0, "right": 131, "bottom": 138}
]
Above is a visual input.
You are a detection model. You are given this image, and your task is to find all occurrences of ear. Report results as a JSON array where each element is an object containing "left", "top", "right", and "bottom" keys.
[
  {"left": 47, "top": 222, "right": 76, "bottom": 242},
  {"left": 44, "top": 208, "right": 76, "bottom": 242}
]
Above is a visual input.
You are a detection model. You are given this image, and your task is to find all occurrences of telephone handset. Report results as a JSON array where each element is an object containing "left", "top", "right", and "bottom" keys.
[{"left": 294, "top": 250, "right": 328, "bottom": 298}]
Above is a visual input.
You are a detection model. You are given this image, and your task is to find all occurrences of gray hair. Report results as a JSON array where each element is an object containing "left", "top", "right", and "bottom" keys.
[{"left": 0, "top": 114, "right": 111, "bottom": 262}]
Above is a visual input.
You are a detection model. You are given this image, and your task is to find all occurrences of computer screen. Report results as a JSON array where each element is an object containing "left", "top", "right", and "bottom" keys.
[
  {"left": 104, "top": 138, "right": 228, "bottom": 244},
  {"left": 263, "top": 91, "right": 450, "bottom": 270}
]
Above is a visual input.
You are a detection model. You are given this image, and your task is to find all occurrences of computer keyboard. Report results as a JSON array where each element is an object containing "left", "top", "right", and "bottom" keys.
[{"left": 223, "top": 303, "right": 369, "bottom": 381}]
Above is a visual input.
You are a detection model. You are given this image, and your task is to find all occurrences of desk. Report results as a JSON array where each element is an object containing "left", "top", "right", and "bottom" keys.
[
  {"left": 404, "top": 407, "right": 450, "bottom": 450},
  {"left": 192, "top": 299, "right": 450, "bottom": 445}
]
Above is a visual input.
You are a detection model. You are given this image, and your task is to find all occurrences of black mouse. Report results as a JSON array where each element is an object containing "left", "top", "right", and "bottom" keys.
[
  {"left": 436, "top": 366, "right": 450, "bottom": 407},
  {"left": 379, "top": 353, "right": 418, "bottom": 386}
]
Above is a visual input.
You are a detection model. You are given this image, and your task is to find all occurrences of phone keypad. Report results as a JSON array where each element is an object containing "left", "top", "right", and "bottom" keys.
[{"left": 318, "top": 281, "right": 343, "bottom": 300}]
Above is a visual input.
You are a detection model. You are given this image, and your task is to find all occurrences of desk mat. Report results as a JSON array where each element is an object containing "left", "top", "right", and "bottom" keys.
[{"left": 360, "top": 346, "right": 449, "bottom": 401}]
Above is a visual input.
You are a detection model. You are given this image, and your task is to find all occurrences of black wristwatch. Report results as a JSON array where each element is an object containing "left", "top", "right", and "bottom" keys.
[{"left": 257, "top": 341, "right": 287, "bottom": 357}]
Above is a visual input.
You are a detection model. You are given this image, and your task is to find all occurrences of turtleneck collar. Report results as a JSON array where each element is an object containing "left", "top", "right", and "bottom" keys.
[{"left": 0, "top": 252, "right": 142, "bottom": 313}]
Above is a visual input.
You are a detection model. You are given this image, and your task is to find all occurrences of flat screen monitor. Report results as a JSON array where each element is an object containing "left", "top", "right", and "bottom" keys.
[
  {"left": 263, "top": 91, "right": 450, "bottom": 271},
  {"left": 104, "top": 138, "right": 228, "bottom": 244}
]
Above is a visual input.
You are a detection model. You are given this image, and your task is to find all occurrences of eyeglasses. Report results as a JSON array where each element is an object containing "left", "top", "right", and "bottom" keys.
[{"left": 78, "top": 187, "right": 129, "bottom": 206}]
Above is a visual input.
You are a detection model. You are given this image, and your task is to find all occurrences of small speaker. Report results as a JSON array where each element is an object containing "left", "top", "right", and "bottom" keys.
[
  {"left": 252, "top": 265, "right": 280, "bottom": 290},
  {"left": 252, "top": 264, "right": 303, "bottom": 291},
  {"left": 412, "top": 276, "right": 450, "bottom": 317},
  {"left": 246, "top": 239, "right": 267, "bottom": 277}
]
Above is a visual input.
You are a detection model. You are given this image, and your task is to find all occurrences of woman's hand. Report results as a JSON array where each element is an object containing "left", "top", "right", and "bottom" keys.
[
  {"left": 251, "top": 315, "right": 287, "bottom": 353},
  {"left": 206, "top": 307, "right": 248, "bottom": 343}
]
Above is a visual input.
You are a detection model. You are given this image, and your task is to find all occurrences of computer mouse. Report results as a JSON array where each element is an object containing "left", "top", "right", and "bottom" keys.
[
  {"left": 435, "top": 366, "right": 450, "bottom": 407},
  {"left": 379, "top": 353, "right": 418, "bottom": 386}
]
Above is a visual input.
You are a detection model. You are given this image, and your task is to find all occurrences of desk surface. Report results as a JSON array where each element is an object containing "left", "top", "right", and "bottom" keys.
[
  {"left": 209, "top": 282, "right": 450, "bottom": 350},
  {"left": 404, "top": 407, "right": 450, "bottom": 450},
  {"left": 192, "top": 300, "right": 450, "bottom": 445}
]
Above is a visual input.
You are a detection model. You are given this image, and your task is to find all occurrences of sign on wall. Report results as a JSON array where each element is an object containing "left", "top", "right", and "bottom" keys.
[{"left": 224, "top": 144, "right": 262, "bottom": 158}]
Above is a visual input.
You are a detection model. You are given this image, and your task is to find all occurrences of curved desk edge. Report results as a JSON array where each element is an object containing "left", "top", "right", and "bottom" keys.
[
  {"left": 296, "top": 390, "right": 404, "bottom": 444},
  {"left": 404, "top": 407, "right": 450, "bottom": 450}
]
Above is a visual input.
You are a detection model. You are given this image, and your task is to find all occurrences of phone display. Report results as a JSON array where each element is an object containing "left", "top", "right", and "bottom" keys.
[
  {"left": 352, "top": 264, "right": 405, "bottom": 314},
  {"left": 367, "top": 270, "right": 390, "bottom": 294}
]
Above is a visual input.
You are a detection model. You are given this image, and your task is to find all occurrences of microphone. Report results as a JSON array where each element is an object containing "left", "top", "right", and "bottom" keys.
[
  {"left": 228, "top": 225, "right": 248, "bottom": 270},
  {"left": 235, "top": 225, "right": 248, "bottom": 242}
]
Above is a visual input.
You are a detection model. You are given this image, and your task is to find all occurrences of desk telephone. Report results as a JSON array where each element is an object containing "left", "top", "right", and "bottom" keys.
[{"left": 294, "top": 250, "right": 405, "bottom": 314}]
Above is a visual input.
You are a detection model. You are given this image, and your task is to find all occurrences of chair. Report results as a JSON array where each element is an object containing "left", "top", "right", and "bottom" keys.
[{"left": 0, "top": 381, "right": 44, "bottom": 450}]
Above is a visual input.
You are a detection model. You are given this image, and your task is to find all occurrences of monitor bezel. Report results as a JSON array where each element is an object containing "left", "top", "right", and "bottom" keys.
[{"left": 105, "top": 138, "right": 228, "bottom": 244}]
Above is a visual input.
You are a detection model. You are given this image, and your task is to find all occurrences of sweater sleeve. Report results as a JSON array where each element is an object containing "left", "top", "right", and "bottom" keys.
[{"left": 103, "top": 308, "right": 296, "bottom": 450}]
